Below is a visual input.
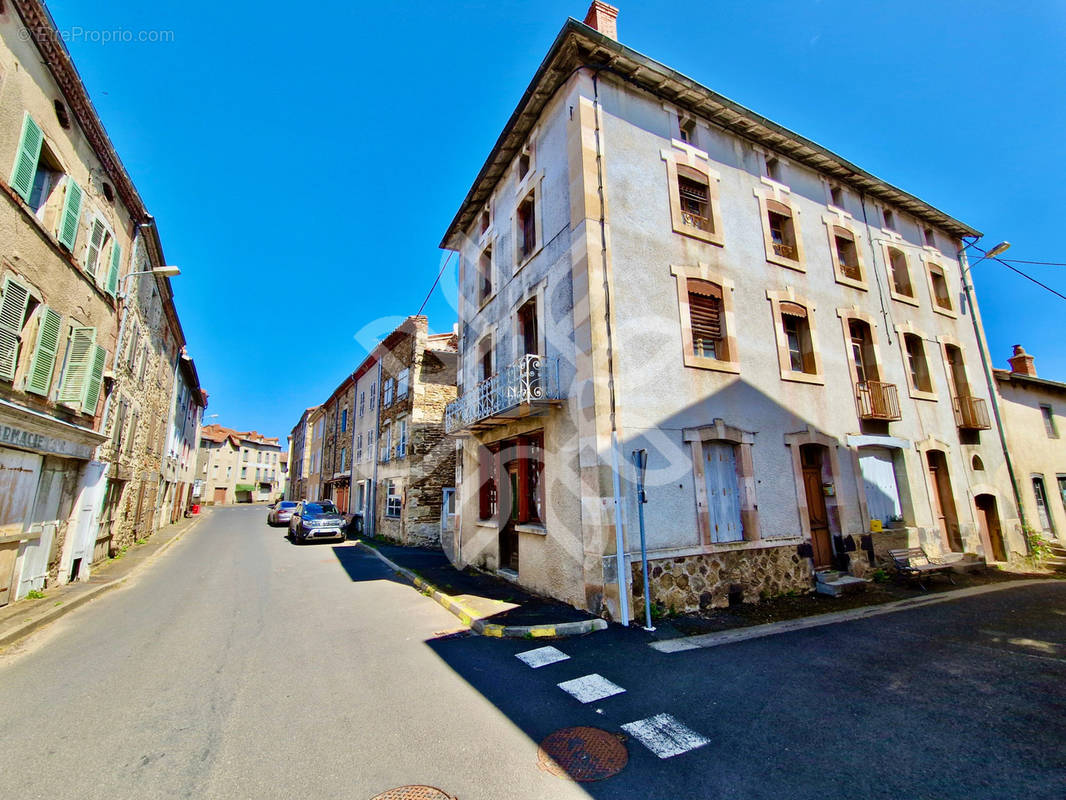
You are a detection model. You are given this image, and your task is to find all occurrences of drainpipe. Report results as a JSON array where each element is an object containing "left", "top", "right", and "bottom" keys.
[
  {"left": 589, "top": 68, "right": 630, "bottom": 627},
  {"left": 958, "top": 243, "right": 1029, "bottom": 552}
]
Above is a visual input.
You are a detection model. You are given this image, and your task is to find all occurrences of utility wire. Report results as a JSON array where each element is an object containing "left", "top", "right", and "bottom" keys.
[
  {"left": 969, "top": 244, "right": 1066, "bottom": 302},
  {"left": 1000, "top": 258, "right": 1066, "bottom": 267},
  {"left": 416, "top": 250, "right": 454, "bottom": 316}
]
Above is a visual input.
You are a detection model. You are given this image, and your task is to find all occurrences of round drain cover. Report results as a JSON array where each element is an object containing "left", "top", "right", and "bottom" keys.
[
  {"left": 537, "top": 726, "right": 628, "bottom": 782},
  {"left": 370, "top": 788, "right": 455, "bottom": 800}
]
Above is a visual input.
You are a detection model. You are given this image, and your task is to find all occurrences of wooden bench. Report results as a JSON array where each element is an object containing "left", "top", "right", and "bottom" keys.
[{"left": 888, "top": 548, "right": 957, "bottom": 591}]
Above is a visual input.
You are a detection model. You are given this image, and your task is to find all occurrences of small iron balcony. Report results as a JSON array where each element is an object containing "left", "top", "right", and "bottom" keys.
[{"left": 445, "top": 354, "right": 562, "bottom": 435}]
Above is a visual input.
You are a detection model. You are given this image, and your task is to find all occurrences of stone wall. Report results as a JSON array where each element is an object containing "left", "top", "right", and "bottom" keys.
[{"left": 631, "top": 545, "right": 813, "bottom": 615}]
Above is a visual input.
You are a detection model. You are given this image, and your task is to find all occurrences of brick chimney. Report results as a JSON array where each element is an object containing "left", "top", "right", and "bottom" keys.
[
  {"left": 583, "top": 1, "right": 619, "bottom": 41},
  {"left": 1008, "top": 344, "right": 1037, "bottom": 377}
]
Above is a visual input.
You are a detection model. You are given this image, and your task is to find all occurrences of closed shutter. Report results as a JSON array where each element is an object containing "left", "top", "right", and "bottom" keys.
[
  {"left": 57, "top": 327, "right": 96, "bottom": 408},
  {"left": 84, "top": 345, "right": 107, "bottom": 415},
  {"left": 11, "top": 115, "right": 44, "bottom": 202},
  {"left": 84, "top": 218, "right": 107, "bottom": 277},
  {"left": 705, "top": 442, "right": 742, "bottom": 543},
  {"left": 688, "top": 280, "right": 723, "bottom": 358},
  {"left": 57, "top": 180, "right": 83, "bottom": 250},
  {"left": 106, "top": 242, "right": 122, "bottom": 296},
  {"left": 0, "top": 278, "right": 31, "bottom": 381},
  {"left": 25, "top": 306, "right": 62, "bottom": 395}
]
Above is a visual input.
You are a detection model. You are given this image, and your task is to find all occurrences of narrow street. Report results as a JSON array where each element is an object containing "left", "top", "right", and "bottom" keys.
[{"left": 2, "top": 507, "right": 1064, "bottom": 800}]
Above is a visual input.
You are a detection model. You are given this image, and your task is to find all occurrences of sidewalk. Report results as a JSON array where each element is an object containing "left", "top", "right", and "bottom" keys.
[
  {"left": 357, "top": 537, "right": 607, "bottom": 638},
  {"left": 0, "top": 510, "right": 208, "bottom": 649}
]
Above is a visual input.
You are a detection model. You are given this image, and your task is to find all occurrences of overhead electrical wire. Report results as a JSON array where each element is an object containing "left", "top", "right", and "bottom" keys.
[{"left": 970, "top": 243, "right": 1066, "bottom": 303}]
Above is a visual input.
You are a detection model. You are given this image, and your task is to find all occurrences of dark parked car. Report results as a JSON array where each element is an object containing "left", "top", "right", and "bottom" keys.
[
  {"left": 288, "top": 500, "right": 346, "bottom": 544},
  {"left": 267, "top": 500, "right": 298, "bottom": 526}
]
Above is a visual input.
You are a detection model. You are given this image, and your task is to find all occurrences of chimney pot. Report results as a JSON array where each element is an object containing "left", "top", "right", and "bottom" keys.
[
  {"left": 1008, "top": 344, "right": 1037, "bottom": 377},
  {"left": 583, "top": 1, "right": 619, "bottom": 41}
]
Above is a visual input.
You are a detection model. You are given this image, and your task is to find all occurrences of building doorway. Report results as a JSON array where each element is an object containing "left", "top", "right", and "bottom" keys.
[
  {"left": 801, "top": 444, "right": 833, "bottom": 569},
  {"left": 974, "top": 494, "right": 1006, "bottom": 562},
  {"left": 926, "top": 450, "right": 962, "bottom": 552},
  {"left": 213, "top": 487, "right": 227, "bottom": 505},
  {"left": 499, "top": 464, "right": 520, "bottom": 573}
]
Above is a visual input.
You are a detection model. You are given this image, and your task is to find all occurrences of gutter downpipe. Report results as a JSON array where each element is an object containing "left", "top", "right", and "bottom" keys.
[
  {"left": 590, "top": 68, "right": 630, "bottom": 626},
  {"left": 958, "top": 243, "right": 1030, "bottom": 554}
]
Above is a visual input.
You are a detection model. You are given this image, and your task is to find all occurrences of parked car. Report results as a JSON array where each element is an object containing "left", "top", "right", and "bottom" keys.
[
  {"left": 288, "top": 500, "right": 346, "bottom": 544},
  {"left": 267, "top": 500, "right": 298, "bottom": 527}
]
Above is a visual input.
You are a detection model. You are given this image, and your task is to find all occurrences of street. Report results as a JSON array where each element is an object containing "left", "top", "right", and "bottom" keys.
[{"left": 1, "top": 506, "right": 1064, "bottom": 800}]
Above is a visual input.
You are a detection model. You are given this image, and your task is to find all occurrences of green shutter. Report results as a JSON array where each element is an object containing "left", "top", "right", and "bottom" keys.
[
  {"left": 25, "top": 306, "right": 62, "bottom": 395},
  {"left": 83, "top": 344, "right": 106, "bottom": 414},
  {"left": 57, "top": 180, "right": 83, "bottom": 251},
  {"left": 10, "top": 114, "right": 43, "bottom": 203},
  {"left": 57, "top": 326, "right": 95, "bottom": 407},
  {"left": 106, "top": 242, "right": 122, "bottom": 296},
  {"left": 0, "top": 278, "right": 31, "bottom": 381}
]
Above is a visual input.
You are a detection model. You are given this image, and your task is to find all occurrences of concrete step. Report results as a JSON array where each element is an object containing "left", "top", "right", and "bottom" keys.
[{"left": 814, "top": 573, "right": 868, "bottom": 597}]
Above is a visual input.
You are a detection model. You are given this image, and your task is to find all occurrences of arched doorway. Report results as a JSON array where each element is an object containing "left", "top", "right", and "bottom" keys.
[{"left": 975, "top": 494, "right": 1006, "bottom": 562}]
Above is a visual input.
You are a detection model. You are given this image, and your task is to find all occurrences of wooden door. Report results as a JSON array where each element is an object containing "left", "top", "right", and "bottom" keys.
[
  {"left": 0, "top": 448, "right": 43, "bottom": 606},
  {"left": 704, "top": 443, "right": 742, "bottom": 543},
  {"left": 16, "top": 460, "right": 65, "bottom": 598},
  {"left": 975, "top": 494, "right": 1006, "bottom": 562},
  {"left": 927, "top": 451, "right": 962, "bottom": 552},
  {"left": 214, "top": 487, "right": 227, "bottom": 505},
  {"left": 801, "top": 446, "right": 832, "bottom": 569}
]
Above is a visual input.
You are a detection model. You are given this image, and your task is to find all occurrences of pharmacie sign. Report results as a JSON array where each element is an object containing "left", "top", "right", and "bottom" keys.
[{"left": 0, "top": 423, "right": 94, "bottom": 460}]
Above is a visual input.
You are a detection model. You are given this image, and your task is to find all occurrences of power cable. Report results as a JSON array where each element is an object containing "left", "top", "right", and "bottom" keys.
[{"left": 416, "top": 250, "right": 454, "bottom": 316}]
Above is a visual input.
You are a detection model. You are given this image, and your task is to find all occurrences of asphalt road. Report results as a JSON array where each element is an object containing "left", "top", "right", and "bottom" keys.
[{"left": 1, "top": 505, "right": 1064, "bottom": 800}]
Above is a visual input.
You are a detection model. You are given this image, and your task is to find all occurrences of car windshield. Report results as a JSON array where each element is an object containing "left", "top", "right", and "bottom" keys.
[
  {"left": 279, "top": 502, "right": 298, "bottom": 509},
  {"left": 304, "top": 502, "right": 338, "bottom": 515}
]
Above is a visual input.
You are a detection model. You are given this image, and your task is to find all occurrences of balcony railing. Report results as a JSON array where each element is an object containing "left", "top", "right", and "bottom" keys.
[
  {"left": 772, "top": 241, "right": 796, "bottom": 260},
  {"left": 445, "top": 354, "right": 562, "bottom": 434},
  {"left": 953, "top": 395, "right": 991, "bottom": 430},
  {"left": 681, "top": 211, "right": 712, "bottom": 231},
  {"left": 855, "top": 381, "right": 902, "bottom": 421}
]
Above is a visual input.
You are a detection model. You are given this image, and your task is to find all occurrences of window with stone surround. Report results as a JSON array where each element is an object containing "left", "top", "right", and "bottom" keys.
[
  {"left": 757, "top": 193, "right": 805, "bottom": 271},
  {"left": 385, "top": 480, "right": 402, "bottom": 518},
  {"left": 383, "top": 377, "right": 394, "bottom": 407},
  {"left": 671, "top": 265, "right": 738, "bottom": 373},
  {"left": 767, "top": 290, "right": 822, "bottom": 383},
  {"left": 926, "top": 261, "right": 955, "bottom": 315},
  {"left": 478, "top": 245, "right": 493, "bottom": 305},
  {"left": 516, "top": 191, "right": 537, "bottom": 264},
  {"left": 396, "top": 368, "right": 409, "bottom": 400},
  {"left": 903, "top": 333, "right": 935, "bottom": 396},
  {"left": 662, "top": 146, "right": 723, "bottom": 246},
  {"left": 885, "top": 245, "right": 916, "bottom": 304},
  {"left": 478, "top": 444, "right": 498, "bottom": 521},
  {"left": 830, "top": 225, "right": 865, "bottom": 287}
]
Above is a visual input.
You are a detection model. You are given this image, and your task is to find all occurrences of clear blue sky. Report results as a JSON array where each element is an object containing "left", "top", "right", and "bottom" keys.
[{"left": 49, "top": 0, "right": 1066, "bottom": 442}]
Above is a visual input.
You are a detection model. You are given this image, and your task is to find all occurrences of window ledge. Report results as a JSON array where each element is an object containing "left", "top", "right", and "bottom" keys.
[
  {"left": 932, "top": 305, "right": 958, "bottom": 319},
  {"left": 515, "top": 245, "right": 543, "bottom": 271},
  {"left": 767, "top": 253, "right": 806, "bottom": 273},
  {"left": 780, "top": 370, "right": 825, "bottom": 386},
  {"left": 834, "top": 274, "right": 868, "bottom": 292},
  {"left": 908, "top": 389, "right": 939, "bottom": 402},
  {"left": 476, "top": 519, "right": 499, "bottom": 531},
  {"left": 889, "top": 292, "right": 920, "bottom": 307},
  {"left": 683, "top": 356, "right": 740, "bottom": 374},
  {"left": 515, "top": 523, "right": 547, "bottom": 536},
  {"left": 673, "top": 223, "right": 724, "bottom": 247}
]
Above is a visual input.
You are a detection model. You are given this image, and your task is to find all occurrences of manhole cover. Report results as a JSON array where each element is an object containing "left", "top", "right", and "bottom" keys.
[
  {"left": 370, "top": 787, "right": 455, "bottom": 800},
  {"left": 537, "top": 726, "right": 628, "bottom": 781}
]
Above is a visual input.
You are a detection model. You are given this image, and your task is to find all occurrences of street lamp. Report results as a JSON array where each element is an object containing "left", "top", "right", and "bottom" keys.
[{"left": 119, "top": 265, "right": 181, "bottom": 300}]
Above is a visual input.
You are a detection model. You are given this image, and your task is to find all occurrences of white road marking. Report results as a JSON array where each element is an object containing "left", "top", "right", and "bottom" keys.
[
  {"left": 621, "top": 713, "right": 710, "bottom": 759},
  {"left": 514, "top": 645, "right": 570, "bottom": 668},
  {"left": 557, "top": 673, "right": 626, "bottom": 704}
]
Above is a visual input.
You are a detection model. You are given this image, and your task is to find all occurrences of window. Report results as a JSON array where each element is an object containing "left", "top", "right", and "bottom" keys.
[
  {"left": 518, "top": 151, "right": 531, "bottom": 179},
  {"left": 478, "top": 445, "right": 498, "bottom": 520},
  {"left": 762, "top": 198, "right": 802, "bottom": 267},
  {"left": 1041, "top": 405, "right": 1058, "bottom": 438},
  {"left": 679, "top": 117, "right": 697, "bottom": 144},
  {"left": 396, "top": 418, "right": 407, "bottom": 459},
  {"left": 973, "top": 455, "right": 985, "bottom": 471},
  {"left": 904, "top": 333, "right": 933, "bottom": 394},
  {"left": 886, "top": 247, "right": 915, "bottom": 301},
  {"left": 764, "top": 155, "right": 782, "bottom": 182},
  {"left": 56, "top": 326, "right": 105, "bottom": 415},
  {"left": 396, "top": 368, "right": 409, "bottom": 399},
  {"left": 243, "top": 449, "right": 249, "bottom": 461},
  {"left": 256, "top": 468, "right": 261, "bottom": 481},
  {"left": 478, "top": 335, "right": 494, "bottom": 382},
  {"left": 339, "top": 447, "right": 347, "bottom": 472},
  {"left": 0, "top": 277, "right": 39, "bottom": 382},
  {"left": 359, "top": 391, "right": 365, "bottom": 417},
  {"left": 241, "top": 466, "right": 247, "bottom": 479},
  {"left": 768, "top": 291, "right": 821, "bottom": 383},
  {"left": 677, "top": 167, "right": 714, "bottom": 234},
  {"left": 478, "top": 246, "right": 493, "bottom": 304},
  {"left": 782, "top": 303, "right": 815, "bottom": 374},
  {"left": 356, "top": 433, "right": 363, "bottom": 463},
  {"left": 883, "top": 209, "right": 896, "bottom": 231},
  {"left": 924, "top": 227, "right": 937, "bottom": 249},
  {"left": 829, "top": 185, "right": 844, "bottom": 209},
  {"left": 367, "top": 429, "right": 373, "bottom": 457},
  {"left": 517, "top": 298, "right": 538, "bottom": 357},
  {"left": 672, "top": 266, "right": 737, "bottom": 372},
  {"left": 944, "top": 344, "right": 970, "bottom": 399},
  {"left": 849, "top": 320, "right": 876, "bottom": 385},
  {"left": 340, "top": 408, "right": 348, "bottom": 433},
  {"left": 386, "top": 481, "right": 402, "bottom": 518},
  {"left": 380, "top": 425, "right": 391, "bottom": 462},
  {"left": 479, "top": 209, "right": 490, "bottom": 236},
  {"left": 832, "top": 226, "right": 863, "bottom": 284},
  {"left": 369, "top": 382, "right": 376, "bottom": 410},
  {"left": 83, "top": 216, "right": 113, "bottom": 279},
  {"left": 125, "top": 409, "right": 139, "bottom": 455},
  {"left": 928, "top": 263, "right": 953, "bottom": 312},
  {"left": 383, "top": 378, "right": 394, "bottom": 406},
  {"left": 1033, "top": 476, "right": 1054, "bottom": 533},
  {"left": 53, "top": 99, "right": 71, "bottom": 129},
  {"left": 1058, "top": 476, "right": 1066, "bottom": 513},
  {"left": 517, "top": 192, "right": 536, "bottom": 261}
]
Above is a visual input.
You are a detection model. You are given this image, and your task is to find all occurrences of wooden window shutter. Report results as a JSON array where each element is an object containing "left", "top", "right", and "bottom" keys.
[
  {"left": 106, "top": 242, "right": 122, "bottom": 297},
  {"left": 57, "top": 180, "right": 83, "bottom": 251},
  {"left": 85, "top": 219, "right": 107, "bottom": 277},
  {"left": 0, "top": 278, "right": 31, "bottom": 381},
  {"left": 11, "top": 114, "right": 44, "bottom": 203},
  {"left": 687, "top": 279, "right": 723, "bottom": 357},
  {"left": 26, "top": 306, "right": 62, "bottom": 395},
  {"left": 84, "top": 345, "right": 107, "bottom": 415},
  {"left": 58, "top": 327, "right": 96, "bottom": 408},
  {"left": 478, "top": 453, "right": 492, "bottom": 519}
]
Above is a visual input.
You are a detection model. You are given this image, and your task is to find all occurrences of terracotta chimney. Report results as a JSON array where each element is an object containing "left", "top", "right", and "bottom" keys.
[
  {"left": 583, "top": 1, "right": 619, "bottom": 41},
  {"left": 1008, "top": 344, "right": 1037, "bottom": 377}
]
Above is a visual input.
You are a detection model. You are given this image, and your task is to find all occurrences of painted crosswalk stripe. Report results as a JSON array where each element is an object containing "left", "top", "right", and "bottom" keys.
[
  {"left": 515, "top": 645, "right": 570, "bottom": 669},
  {"left": 557, "top": 674, "right": 626, "bottom": 704},
  {"left": 621, "top": 713, "right": 710, "bottom": 759}
]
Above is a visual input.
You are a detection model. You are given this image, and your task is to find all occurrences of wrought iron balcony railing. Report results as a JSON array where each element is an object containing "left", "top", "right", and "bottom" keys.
[
  {"left": 855, "top": 381, "right": 902, "bottom": 421},
  {"left": 445, "top": 354, "right": 562, "bottom": 434},
  {"left": 953, "top": 395, "right": 991, "bottom": 430}
]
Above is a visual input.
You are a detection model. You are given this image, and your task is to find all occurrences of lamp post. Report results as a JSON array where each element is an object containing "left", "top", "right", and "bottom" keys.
[
  {"left": 119, "top": 265, "right": 180, "bottom": 300},
  {"left": 958, "top": 240, "right": 1030, "bottom": 548}
]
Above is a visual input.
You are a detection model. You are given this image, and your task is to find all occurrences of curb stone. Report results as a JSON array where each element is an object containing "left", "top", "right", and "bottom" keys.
[
  {"left": 0, "top": 513, "right": 207, "bottom": 649},
  {"left": 355, "top": 540, "right": 607, "bottom": 638}
]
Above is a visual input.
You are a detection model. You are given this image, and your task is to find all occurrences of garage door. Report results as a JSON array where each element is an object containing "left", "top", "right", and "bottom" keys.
[
  {"left": 859, "top": 447, "right": 902, "bottom": 526},
  {"left": 214, "top": 487, "right": 227, "bottom": 504}
]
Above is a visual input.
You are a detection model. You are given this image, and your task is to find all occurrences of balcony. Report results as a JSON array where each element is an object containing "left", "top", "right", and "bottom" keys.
[
  {"left": 855, "top": 381, "right": 902, "bottom": 421},
  {"left": 953, "top": 395, "right": 991, "bottom": 430},
  {"left": 445, "top": 354, "right": 562, "bottom": 435},
  {"left": 772, "top": 241, "right": 796, "bottom": 260}
]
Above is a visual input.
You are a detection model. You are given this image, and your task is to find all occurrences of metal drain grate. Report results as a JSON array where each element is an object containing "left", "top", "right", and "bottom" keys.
[
  {"left": 537, "top": 726, "right": 628, "bottom": 782},
  {"left": 370, "top": 787, "right": 456, "bottom": 800}
]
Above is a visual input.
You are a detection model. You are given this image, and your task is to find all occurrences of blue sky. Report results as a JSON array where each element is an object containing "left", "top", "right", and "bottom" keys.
[{"left": 48, "top": 0, "right": 1066, "bottom": 442}]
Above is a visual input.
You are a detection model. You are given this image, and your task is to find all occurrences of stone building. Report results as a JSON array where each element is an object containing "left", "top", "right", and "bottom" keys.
[
  {"left": 196, "top": 425, "right": 282, "bottom": 504},
  {"left": 320, "top": 374, "right": 355, "bottom": 512},
  {"left": 287, "top": 405, "right": 319, "bottom": 502},
  {"left": 161, "top": 353, "right": 205, "bottom": 524},
  {"left": 442, "top": 4, "right": 1018, "bottom": 621},
  {"left": 994, "top": 346, "right": 1066, "bottom": 546},
  {"left": 305, "top": 406, "right": 325, "bottom": 501},
  {"left": 375, "top": 316, "right": 458, "bottom": 547},
  {"left": 0, "top": 1, "right": 193, "bottom": 602}
]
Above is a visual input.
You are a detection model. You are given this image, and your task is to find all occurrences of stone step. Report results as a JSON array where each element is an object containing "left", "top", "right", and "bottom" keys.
[{"left": 814, "top": 574, "right": 868, "bottom": 597}]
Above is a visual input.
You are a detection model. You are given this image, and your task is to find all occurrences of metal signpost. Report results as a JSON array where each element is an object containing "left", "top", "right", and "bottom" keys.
[{"left": 632, "top": 448, "right": 654, "bottom": 631}]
